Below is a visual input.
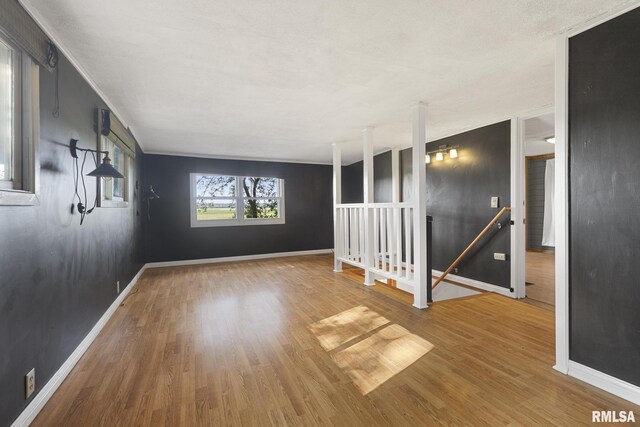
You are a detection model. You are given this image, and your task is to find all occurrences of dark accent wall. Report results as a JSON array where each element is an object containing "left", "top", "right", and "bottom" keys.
[
  {"left": 0, "top": 54, "right": 145, "bottom": 426},
  {"left": 341, "top": 150, "right": 392, "bottom": 204},
  {"left": 526, "top": 156, "right": 554, "bottom": 251},
  {"left": 400, "top": 121, "right": 512, "bottom": 288},
  {"left": 144, "top": 155, "right": 333, "bottom": 262},
  {"left": 569, "top": 8, "right": 640, "bottom": 387}
]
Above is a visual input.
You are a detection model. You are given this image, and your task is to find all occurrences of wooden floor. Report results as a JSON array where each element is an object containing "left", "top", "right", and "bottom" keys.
[
  {"left": 526, "top": 251, "right": 555, "bottom": 306},
  {"left": 34, "top": 255, "right": 637, "bottom": 426}
]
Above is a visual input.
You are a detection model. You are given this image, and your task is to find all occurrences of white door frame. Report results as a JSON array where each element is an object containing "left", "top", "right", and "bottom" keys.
[{"left": 511, "top": 108, "right": 555, "bottom": 301}]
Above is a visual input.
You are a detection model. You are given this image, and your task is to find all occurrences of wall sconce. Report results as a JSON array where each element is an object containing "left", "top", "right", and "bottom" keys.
[
  {"left": 143, "top": 185, "right": 160, "bottom": 221},
  {"left": 426, "top": 144, "right": 460, "bottom": 163},
  {"left": 69, "top": 138, "right": 124, "bottom": 224}
]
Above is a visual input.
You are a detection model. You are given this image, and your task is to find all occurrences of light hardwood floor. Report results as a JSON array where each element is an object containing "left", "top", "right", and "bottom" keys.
[
  {"left": 33, "top": 255, "right": 636, "bottom": 426},
  {"left": 526, "top": 251, "right": 555, "bottom": 306}
]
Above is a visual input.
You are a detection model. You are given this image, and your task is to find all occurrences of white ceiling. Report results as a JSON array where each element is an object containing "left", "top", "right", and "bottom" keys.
[
  {"left": 23, "top": 0, "right": 630, "bottom": 164},
  {"left": 525, "top": 112, "right": 555, "bottom": 156}
]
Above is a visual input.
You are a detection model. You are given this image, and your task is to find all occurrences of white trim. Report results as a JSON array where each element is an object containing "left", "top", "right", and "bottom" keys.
[
  {"left": 512, "top": 107, "right": 556, "bottom": 301},
  {"left": 432, "top": 269, "right": 514, "bottom": 298},
  {"left": 554, "top": 34, "right": 570, "bottom": 375},
  {"left": 509, "top": 119, "right": 525, "bottom": 299},
  {"left": 0, "top": 189, "right": 39, "bottom": 206},
  {"left": 146, "top": 249, "right": 333, "bottom": 268},
  {"left": 17, "top": 0, "right": 142, "bottom": 150},
  {"left": 568, "top": 361, "right": 640, "bottom": 406},
  {"left": 10, "top": 265, "right": 147, "bottom": 427}
]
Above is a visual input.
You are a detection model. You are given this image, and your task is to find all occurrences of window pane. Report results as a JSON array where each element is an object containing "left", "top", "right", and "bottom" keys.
[
  {"left": 244, "top": 198, "right": 279, "bottom": 219},
  {"left": 112, "top": 144, "right": 124, "bottom": 199},
  {"left": 242, "top": 177, "right": 279, "bottom": 198},
  {"left": 0, "top": 39, "right": 13, "bottom": 181},
  {"left": 196, "top": 175, "right": 235, "bottom": 197},
  {"left": 197, "top": 198, "right": 236, "bottom": 220}
]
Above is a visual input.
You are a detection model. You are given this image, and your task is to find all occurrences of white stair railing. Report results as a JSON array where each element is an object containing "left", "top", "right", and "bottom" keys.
[{"left": 335, "top": 203, "right": 416, "bottom": 294}]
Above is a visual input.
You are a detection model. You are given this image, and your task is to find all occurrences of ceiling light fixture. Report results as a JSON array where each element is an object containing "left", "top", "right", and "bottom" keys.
[{"left": 545, "top": 137, "right": 556, "bottom": 144}]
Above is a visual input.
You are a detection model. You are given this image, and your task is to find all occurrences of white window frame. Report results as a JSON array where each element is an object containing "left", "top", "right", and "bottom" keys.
[
  {"left": 0, "top": 33, "right": 40, "bottom": 206},
  {"left": 190, "top": 173, "right": 285, "bottom": 227},
  {"left": 98, "top": 134, "right": 131, "bottom": 208}
]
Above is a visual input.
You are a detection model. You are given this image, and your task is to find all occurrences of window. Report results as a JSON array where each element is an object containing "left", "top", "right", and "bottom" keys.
[
  {"left": 0, "top": 33, "right": 39, "bottom": 205},
  {"left": 99, "top": 135, "right": 131, "bottom": 206},
  {"left": 97, "top": 109, "right": 135, "bottom": 208},
  {"left": 190, "top": 173, "right": 285, "bottom": 227}
]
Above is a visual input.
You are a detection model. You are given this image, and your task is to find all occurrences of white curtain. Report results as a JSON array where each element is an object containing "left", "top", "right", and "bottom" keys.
[{"left": 542, "top": 158, "right": 555, "bottom": 247}]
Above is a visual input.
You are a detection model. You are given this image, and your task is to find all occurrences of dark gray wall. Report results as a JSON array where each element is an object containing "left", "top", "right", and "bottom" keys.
[
  {"left": 341, "top": 150, "right": 392, "bottom": 204},
  {"left": 569, "top": 8, "right": 640, "bottom": 387},
  {"left": 400, "top": 121, "right": 512, "bottom": 288},
  {"left": 0, "top": 54, "right": 145, "bottom": 426},
  {"left": 526, "top": 156, "right": 554, "bottom": 251},
  {"left": 144, "top": 155, "right": 333, "bottom": 262}
]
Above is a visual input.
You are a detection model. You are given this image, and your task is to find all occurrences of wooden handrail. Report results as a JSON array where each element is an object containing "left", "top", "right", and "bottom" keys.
[{"left": 432, "top": 206, "right": 511, "bottom": 289}]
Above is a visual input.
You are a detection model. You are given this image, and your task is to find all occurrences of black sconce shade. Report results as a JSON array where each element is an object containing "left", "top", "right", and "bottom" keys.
[{"left": 87, "top": 154, "right": 124, "bottom": 178}]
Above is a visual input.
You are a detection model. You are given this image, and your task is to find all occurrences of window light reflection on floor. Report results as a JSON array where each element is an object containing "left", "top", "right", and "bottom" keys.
[{"left": 309, "top": 306, "right": 434, "bottom": 395}]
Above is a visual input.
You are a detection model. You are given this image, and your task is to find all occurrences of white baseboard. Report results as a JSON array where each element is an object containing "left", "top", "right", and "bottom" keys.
[
  {"left": 10, "top": 266, "right": 147, "bottom": 427},
  {"left": 432, "top": 269, "right": 514, "bottom": 298},
  {"left": 145, "top": 249, "right": 333, "bottom": 268},
  {"left": 568, "top": 361, "right": 640, "bottom": 406}
]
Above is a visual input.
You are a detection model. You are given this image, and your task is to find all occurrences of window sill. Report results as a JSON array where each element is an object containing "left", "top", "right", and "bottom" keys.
[
  {"left": 100, "top": 200, "right": 129, "bottom": 208},
  {"left": 190, "top": 218, "right": 285, "bottom": 228},
  {"left": 0, "top": 190, "right": 39, "bottom": 206}
]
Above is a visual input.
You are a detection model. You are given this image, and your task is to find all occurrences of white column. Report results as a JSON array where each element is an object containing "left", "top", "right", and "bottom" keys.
[
  {"left": 333, "top": 143, "right": 343, "bottom": 272},
  {"left": 412, "top": 103, "right": 428, "bottom": 308},
  {"left": 363, "top": 127, "right": 375, "bottom": 285},
  {"left": 391, "top": 148, "right": 400, "bottom": 204}
]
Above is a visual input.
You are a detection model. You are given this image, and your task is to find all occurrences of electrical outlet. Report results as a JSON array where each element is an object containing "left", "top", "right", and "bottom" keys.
[
  {"left": 453, "top": 267, "right": 459, "bottom": 274},
  {"left": 494, "top": 253, "right": 507, "bottom": 261},
  {"left": 116, "top": 280, "right": 120, "bottom": 294},
  {"left": 25, "top": 369, "right": 35, "bottom": 399},
  {"left": 490, "top": 196, "right": 499, "bottom": 208}
]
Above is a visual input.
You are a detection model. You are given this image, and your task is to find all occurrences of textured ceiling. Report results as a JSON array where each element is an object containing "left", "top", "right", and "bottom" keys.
[{"left": 22, "top": 0, "right": 631, "bottom": 164}]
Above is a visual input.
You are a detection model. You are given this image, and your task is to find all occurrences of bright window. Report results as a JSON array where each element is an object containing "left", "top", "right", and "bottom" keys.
[
  {"left": 100, "top": 134, "right": 131, "bottom": 206},
  {"left": 190, "top": 173, "right": 285, "bottom": 227},
  {"left": 0, "top": 33, "right": 40, "bottom": 205},
  {"left": 0, "top": 37, "right": 16, "bottom": 185}
]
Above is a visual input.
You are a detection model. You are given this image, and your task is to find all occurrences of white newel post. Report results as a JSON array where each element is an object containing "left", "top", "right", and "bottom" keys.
[
  {"left": 333, "top": 143, "right": 342, "bottom": 272},
  {"left": 412, "top": 103, "right": 428, "bottom": 308},
  {"left": 363, "top": 127, "right": 375, "bottom": 285},
  {"left": 391, "top": 148, "right": 400, "bottom": 204}
]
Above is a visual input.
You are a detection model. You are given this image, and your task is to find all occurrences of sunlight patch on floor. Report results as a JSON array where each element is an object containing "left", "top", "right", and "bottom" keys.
[
  {"left": 308, "top": 305, "right": 390, "bottom": 351},
  {"left": 309, "top": 307, "right": 433, "bottom": 395}
]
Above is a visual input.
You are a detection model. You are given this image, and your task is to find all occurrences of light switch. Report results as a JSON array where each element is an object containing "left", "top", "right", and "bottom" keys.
[
  {"left": 490, "top": 196, "right": 499, "bottom": 208},
  {"left": 494, "top": 253, "right": 507, "bottom": 261}
]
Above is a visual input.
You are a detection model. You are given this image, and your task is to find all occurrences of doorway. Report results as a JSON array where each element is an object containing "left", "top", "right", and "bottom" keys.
[{"left": 522, "top": 113, "right": 555, "bottom": 307}]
